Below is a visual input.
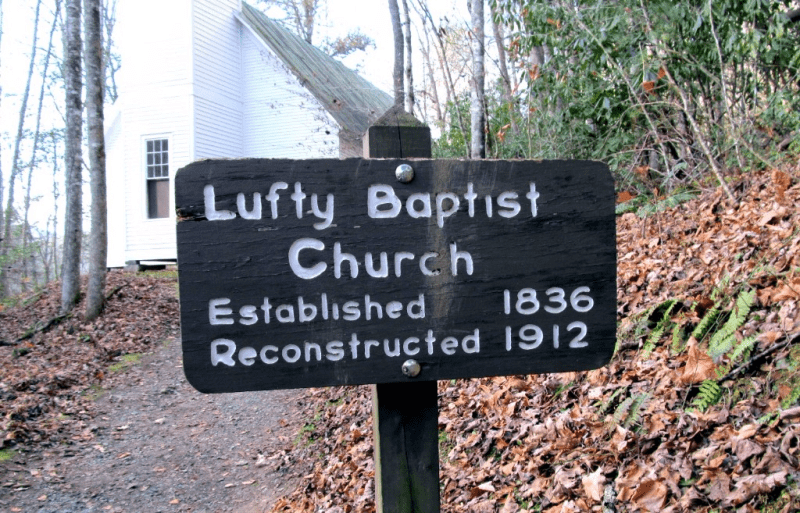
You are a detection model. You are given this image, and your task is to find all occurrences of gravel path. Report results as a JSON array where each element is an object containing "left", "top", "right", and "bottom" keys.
[{"left": 0, "top": 337, "right": 306, "bottom": 513}]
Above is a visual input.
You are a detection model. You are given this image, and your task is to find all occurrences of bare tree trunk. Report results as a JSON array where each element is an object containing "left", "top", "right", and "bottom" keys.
[
  {"left": 412, "top": 0, "right": 468, "bottom": 154},
  {"left": 388, "top": 0, "right": 404, "bottom": 106},
  {"left": 637, "top": 0, "right": 734, "bottom": 203},
  {"left": 102, "top": 0, "right": 119, "bottom": 102},
  {"left": 401, "top": 0, "right": 414, "bottom": 113},
  {"left": 21, "top": 0, "right": 60, "bottom": 289},
  {"left": 0, "top": 0, "right": 42, "bottom": 296},
  {"left": 61, "top": 0, "right": 83, "bottom": 314},
  {"left": 490, "top": 5, "right": 516, "bottom": 133},
  {"left": 469, "top": 0, "right": 485, "bottom": 159},
  {"left": 84, "top": 0, "right": 106, "bottom": 320},
  {"left": 413, "top": 7, "right": 441, "bottom": 122},
  {"left": 419, "top": 26, "right": 442, "bottom": 123},
  {"left": 51, "top": 132, "right": 60, "bottom": 281},
  {"left": 490, "top": 7, "right": 511, "bottom": 96},
  {"left": 39, "top": 221, "right": 51, "bottom": 284}
]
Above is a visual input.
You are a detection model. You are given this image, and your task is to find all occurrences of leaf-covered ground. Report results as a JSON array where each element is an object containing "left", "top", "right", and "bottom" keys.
[
  {"left": 0, "top": 271, "right": 310, "bottom": 513},
  {"left": 270, "top": 166, "right": 800, "bottom": 513},
  {"left": 0, "top": 271, "right": 181, "bottom": 449},
  {"left": 1, "top": 166, "right": 798, "bottom": 512}
]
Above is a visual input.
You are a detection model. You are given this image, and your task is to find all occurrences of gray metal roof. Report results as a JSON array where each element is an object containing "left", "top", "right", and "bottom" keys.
[{"left": 240, "top": 2, "right": 393, "bottom": 137}]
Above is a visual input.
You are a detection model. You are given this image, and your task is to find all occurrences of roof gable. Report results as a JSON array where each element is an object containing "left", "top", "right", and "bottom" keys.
[{"left": 239, "top": 2, "right": 393, "bottom": 137}]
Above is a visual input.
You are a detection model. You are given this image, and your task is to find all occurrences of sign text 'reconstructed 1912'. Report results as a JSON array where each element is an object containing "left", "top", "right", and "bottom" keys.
[{"left": 175, "top": 159, "right": 616, "bottom": 393}]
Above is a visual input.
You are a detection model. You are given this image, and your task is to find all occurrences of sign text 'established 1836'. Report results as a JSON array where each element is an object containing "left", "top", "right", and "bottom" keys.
[{"left": 175, "top": 159, "right": 616, "bottom": 393}]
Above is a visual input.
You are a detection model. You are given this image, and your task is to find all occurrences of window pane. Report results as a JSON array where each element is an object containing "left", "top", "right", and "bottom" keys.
[
  {"left": 145, "top": 139, "right": 170, "bottom": 214},
  {"left": 148, "top": 179, "right": 170, "bottom": 219}
]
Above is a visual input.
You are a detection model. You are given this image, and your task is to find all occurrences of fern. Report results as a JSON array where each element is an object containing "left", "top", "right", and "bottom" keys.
[
  {"left": 693, "top": 380, "right": 723, "bottom": 411},
  {"left": 711, "top": 275, "right": 732, "bottom": 301},
  {"left": 758, "top": 411, "right": 780, "bottom": 426},
  {"left": 626, "top": 393, "right": 649, "bottom": 428},
  {"left": 715, "top": 335, "right": 758, "bottom": 378},
  {"left": 596, "top": 387, "right": 626, "bottom": 415},
  {"left": 728, "top": 335, "right": 756, "bottom": 363},
  {"left": 781, "top": 383, "right": 800, "bottom": 409},
  {"left": 613, "top": 396, "right": 634, "bottom": 425},
  {"left": 615, "top": 195, "right": 648, "bottom": 215},
  {"left": 635, "top": 191, "right": 698, "bottom": 217},
  {"left": 671, "top": 323, "right": 685, "bottom": 353},
  {"left": 708, "top": 290, "right": 755, "bottom": 360},
  {"left": 613, "top": 393, "right": 650, "bottom": 428},
  {"left": 692, "top": 306, "right": 721, "bottom": 342},
  {"left": 642, "top": 300, "right": 677, "bottom": 357}
]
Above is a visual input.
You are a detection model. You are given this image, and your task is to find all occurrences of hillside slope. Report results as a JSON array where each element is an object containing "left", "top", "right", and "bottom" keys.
[{"left": 270, "top": 166, "right": 800, "bottom": 513}]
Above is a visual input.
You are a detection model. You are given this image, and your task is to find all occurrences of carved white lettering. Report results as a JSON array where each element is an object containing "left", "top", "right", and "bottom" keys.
[
  {"left": 209, "top": 298, "right": 234, "bottom": 325},
  {"left": 211, "top": 339, "right": 236, "bottom": 366},
  {"left": 288, "top": 238, "right": 326, "bottom": 280},
  {"left": 204, "top": 185, "right": 236, "bottom": 221}
]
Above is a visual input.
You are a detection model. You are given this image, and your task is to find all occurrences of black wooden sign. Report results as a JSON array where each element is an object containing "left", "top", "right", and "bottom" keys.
[{"left": 175, "top": 159, "right": 616, "bottom": 393}]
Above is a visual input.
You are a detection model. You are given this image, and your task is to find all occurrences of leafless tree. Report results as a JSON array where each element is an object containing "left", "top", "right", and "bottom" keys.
[
  {"left": 102, "top": 0, "right": 119, "bottom": 102},
  {"left": 0, "top": 0, "right": 42, "bottom": 295},
  {"left": 489, "top": 4, "right": 516, "bottom": 134},
  {"left": 469, "top": 0, "right": 485, "bottom": 159},
  {"left": 61, "top": 0, "right": 83, "bottom": 314},
  {"left": 259, "top": 0, "right": 320, "bottom": 44},
  {"left": 401, "top": 0, "right": 414, "bottom": 113},
  {"left": 84, "top": 0, "right": 106, "bottom": 320},
  {"left": 50, "top": 131, "right": 61, "bottom": 281},
  {"left": 412, "top": 0, "right": 469, "bottom": 151},
  {"left": 388, "top": 0, "right": 404, "bottom": 106},
  {"left": 21, "top": 0, "right": 61, "bottom": 290}
]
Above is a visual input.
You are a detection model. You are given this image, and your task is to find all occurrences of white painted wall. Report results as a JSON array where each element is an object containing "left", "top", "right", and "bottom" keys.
[
  {"left": 108, "top": 0, "right": 194, "bottom": 264},
  {"left": 193, "top": 0, "right": 244, "bottom": 160},
  {"left": 239, "top": 25, "right": 339, "bottom": 158},
  {"left": 106, "top": 0, "right": 343, "bottom": 265},
  {"left": 104, "top": 108, "right": 126, "bottom": 267}
]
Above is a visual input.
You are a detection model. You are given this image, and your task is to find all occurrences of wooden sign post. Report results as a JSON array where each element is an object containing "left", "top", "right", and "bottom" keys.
[
  {"left": 364, "top": 107, "right": 440, "bottom": 513},
  {"left": 174, "top": 110, "right": 616, "bottom": 512}
]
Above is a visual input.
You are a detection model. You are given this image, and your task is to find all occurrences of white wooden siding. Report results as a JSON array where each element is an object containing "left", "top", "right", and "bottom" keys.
[
  {"left": 122, "top": 97, "right": 192, "bottom": 261},
  {"left": 107, "top": 0, "right": 347, "bottom": 264},
  {"left": 193, "top": 0, "right": 244, "bottom": 160},
  {"left": 104, "top": 108, "right": 126, "bottom": 267},
  {"left": 116, "top": 0, "right": 192, "bottom": 96},
  {"left": 112, "top": 0, "right": 195, "bottom": 262},
  {"left": 240, "top": 23, "right": 339, "bottom": 158}
]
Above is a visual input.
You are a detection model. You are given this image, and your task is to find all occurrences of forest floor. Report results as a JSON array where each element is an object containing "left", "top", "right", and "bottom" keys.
[
  {"left": 0, "top": 272, "right": 309, "bottom": 512},
  {"left": 0, "top": 164, "right": 799, "bottom": 512},
  {"left": 267, "top": 165, "right": 800, "bottom": 513}
]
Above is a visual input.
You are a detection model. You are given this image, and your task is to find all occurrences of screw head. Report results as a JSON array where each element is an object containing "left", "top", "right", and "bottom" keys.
[
  {"left": 401, "top": 359, "right": 421, "bottom": 377},
  {"left": 395, "top": 164, "right": 414, "bottom": 183}
]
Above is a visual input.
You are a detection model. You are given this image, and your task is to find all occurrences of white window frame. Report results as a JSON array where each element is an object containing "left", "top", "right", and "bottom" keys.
[{"left": 142, "top": 134, "right": 173, "bottom": 220}]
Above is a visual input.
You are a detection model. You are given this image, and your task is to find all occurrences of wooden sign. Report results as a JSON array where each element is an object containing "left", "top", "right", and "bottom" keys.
[{"left": 175, "top": 159, "right": 616, "bottom": 393}]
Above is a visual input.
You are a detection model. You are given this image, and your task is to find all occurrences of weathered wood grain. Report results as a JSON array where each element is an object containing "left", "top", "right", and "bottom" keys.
[{"left": 175, "top": 158, "right": 616, "bottom": 393}]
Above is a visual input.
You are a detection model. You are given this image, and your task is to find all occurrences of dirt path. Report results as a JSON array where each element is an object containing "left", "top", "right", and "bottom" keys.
[{"left": 0, "top": 337, "right": 306, "bottom": 513}]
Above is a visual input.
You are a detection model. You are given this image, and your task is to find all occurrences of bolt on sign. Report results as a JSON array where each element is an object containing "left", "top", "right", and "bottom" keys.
[{"left": 175, "top": 159, "right": 616, "bottom": 393}]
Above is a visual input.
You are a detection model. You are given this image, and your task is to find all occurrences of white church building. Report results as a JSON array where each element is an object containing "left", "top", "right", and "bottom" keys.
[{"left": 105, "top": 0, "right": 393, "bottom": 267}]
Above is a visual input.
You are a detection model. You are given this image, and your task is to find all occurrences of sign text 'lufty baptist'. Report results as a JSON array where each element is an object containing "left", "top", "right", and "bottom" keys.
[{"left": 175, "top": 159, "right": 616, "bottom": 393}]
